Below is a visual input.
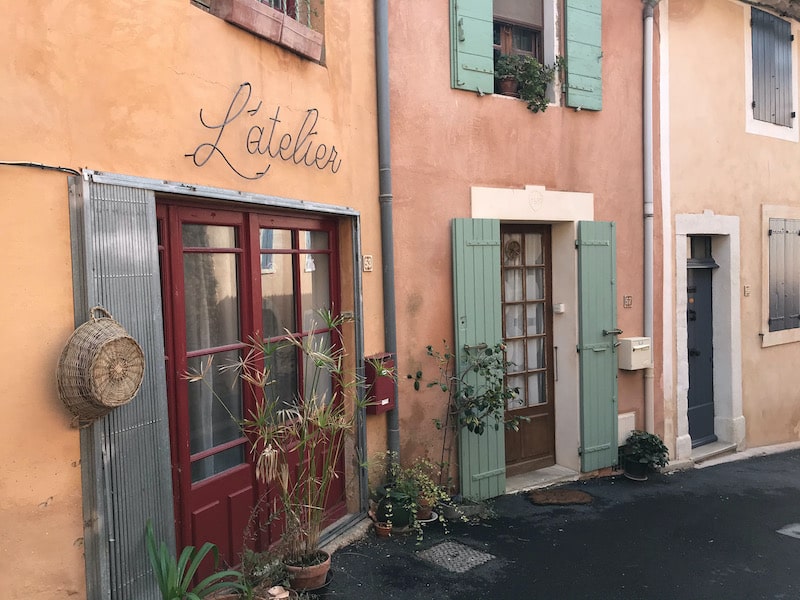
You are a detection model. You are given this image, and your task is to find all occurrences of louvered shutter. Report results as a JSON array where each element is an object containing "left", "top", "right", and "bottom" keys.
[
  {"left": 769, "top": 218, "right": 800, "bottom": 331},
  {"left": 565, "top": 0, "right": 603, "bottom": 111},
  {"left": 452, "top": 218, "right": 506, "bottom": 500},
  {"left": 752, "top": 8, "right": 793, "bottom": 127},
  {"left": 69, "top": 177, "right": 174, "bottom": 600},
  {"left": 449, "top": 0, "right": 494, "bottom": 93},
  {"left": 577, "top": 221, "right": 618, "bottom": 471}
]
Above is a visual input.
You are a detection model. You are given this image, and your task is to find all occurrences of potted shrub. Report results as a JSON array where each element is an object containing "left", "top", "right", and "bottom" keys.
[
  {"left": 495, "top": 54, "right": 523, "bottom": 95},
  {"left": 517, "top": 55, "right": 556, "bottom": 113},
  {"left": 188, "top": 309, "right": 371, "bottom": 592},
  {"left": 372, "top": 453, "right": 450, "bottom": 540},
  {"left": 623, "top": 430, "right": 669, "bottom": 481}
]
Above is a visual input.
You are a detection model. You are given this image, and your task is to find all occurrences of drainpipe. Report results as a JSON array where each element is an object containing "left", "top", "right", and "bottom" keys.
[
  {"left": 375, "top": 0, "right": 400, "bottom": 459},
  {"left": 643, "top": 0, "right": 660, "bottom": 433}
]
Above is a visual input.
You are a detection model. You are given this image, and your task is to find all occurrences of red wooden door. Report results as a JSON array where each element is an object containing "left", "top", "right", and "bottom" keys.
[{"left": 157, "top": 201, "right": 345, "bottom": 566}]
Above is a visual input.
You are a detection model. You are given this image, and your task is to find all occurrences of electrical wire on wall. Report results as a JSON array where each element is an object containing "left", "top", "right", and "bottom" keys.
[{"left": 0, "top": 161, "right": 81, "bottom": 177}]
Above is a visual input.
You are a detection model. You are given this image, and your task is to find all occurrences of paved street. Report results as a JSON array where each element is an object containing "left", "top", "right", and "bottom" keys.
[{"left": 322, "top": 449, "right": 800, "bottom": 599}]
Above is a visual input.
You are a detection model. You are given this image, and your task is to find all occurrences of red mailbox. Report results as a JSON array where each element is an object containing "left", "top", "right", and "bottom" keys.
[{"left": 365, "top": 353, "right": 395, "bottom": 415}]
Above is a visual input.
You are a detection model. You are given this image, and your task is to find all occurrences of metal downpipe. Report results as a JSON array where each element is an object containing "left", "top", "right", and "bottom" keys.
[
  {"left": 375, "top": 0, "right": 400, "bottom": 459},
  {"left": 643, "top": 0, "right": 659, "bottom": 433}
]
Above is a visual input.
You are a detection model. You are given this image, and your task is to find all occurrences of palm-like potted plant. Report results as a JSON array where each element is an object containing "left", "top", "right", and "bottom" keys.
[
  {"left": 623, "top": 430, "right": 669, "bottom": 481},
  {"left": 189, "top": 309, "right": 370, "bottom": 592}
]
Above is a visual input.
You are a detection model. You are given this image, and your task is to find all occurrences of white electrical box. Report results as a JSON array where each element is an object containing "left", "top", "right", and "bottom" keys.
[{"left": 618, "top": 337, "right": 652, "bottom": 370}]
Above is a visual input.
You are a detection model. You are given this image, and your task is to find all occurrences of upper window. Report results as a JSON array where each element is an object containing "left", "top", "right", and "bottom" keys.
[
  {"left": 194, "top": 0, "right": 324, "bottom": 62},
  {"left": 449, "top": 0, "right": 602, "bottom": 110},
  {"left": 751, "top": 8, "right": 794, "bottom": 127},
  {"left": 493, "top": 0, "right": 544, "bottom": 62}
]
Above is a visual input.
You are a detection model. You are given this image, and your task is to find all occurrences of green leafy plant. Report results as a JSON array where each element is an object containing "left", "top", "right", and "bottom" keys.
[
  {"left": 409, "top": 341, "right": 521, "bottom": 436},
  {"left": 495, "top": 54, "right": 525, "bottom": 79},
  {"left": 372, "top": 452, "right": 451, "bottom": 542},
  {"left": 407, "top": 342, "right": 525, "bottom": 496},
  {"left": 517, "top": 55, "right": 556, "bottom": 113},
  {"left": 144, "top": 520, "right": 245, "bottom": 600},
  {"left": 624, "top": 430, "right": 669, "bottom": 469}
]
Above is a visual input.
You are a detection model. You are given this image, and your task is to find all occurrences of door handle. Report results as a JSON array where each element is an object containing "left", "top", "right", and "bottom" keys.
[{"left": 603, "top": 328, "right": 623, "bottom": 336}]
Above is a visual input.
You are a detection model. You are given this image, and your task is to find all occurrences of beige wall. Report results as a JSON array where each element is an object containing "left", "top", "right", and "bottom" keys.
[
  {"left": 0, "top": 2, "right": 380, "bottom": 598},
  {"left": 388, "top": 2, "right": 655, "bottom": 469},
  {"left": 667, "top": 0, "right": 800, "bottom": 449}
]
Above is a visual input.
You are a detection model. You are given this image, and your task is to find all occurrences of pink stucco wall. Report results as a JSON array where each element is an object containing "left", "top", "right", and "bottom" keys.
[{"left": 388, "top": 2, "right": 658, "bottom": 466}]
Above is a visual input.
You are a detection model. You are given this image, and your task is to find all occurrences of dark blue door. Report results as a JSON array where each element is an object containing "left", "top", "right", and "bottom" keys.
[{"left": 687, "top": 237, "right": 717, "bottom": 448}]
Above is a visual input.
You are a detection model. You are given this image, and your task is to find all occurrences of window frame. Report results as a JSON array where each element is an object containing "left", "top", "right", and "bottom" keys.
[
  {"left": 745, "top": 6, "right": 798, "bottom": 142},
  {"left": 761, "top": 205, "right": 800, "bottom": 346},
  {"left": 192, "top": 0, "right": 324, "bottom": 63}
]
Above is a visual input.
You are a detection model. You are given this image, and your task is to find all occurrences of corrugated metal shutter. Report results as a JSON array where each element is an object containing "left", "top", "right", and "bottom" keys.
[
  {"left": 69, "top": 178, "right": 174, "bottom": 600},
  {"left": 752, "top": 8, "right": 793, "bottom": 127},
  {"left": 768, "top": 218, "right": 800, "bottom": 332},
  {"left": 449, "top": 0, "right": 494, "bottom": 93},
  {"left": 565, "top": 0, "right": 603, "bottom": 111},
  {"left": 577, "top": 221, "right": 618, "bottom": 472},
  {"left": 452, "top": 218, "right": 506, "bottom": 500}
]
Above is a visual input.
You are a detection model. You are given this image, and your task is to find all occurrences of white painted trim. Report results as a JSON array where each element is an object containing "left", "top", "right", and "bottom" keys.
[
  {"left": 659, "top": 0, "right": 676, "bottom": 453},
  {"left": 675, "top": 213, "right": 745, "bottom": 459},
  {"left": 471, "top": 184, "right": 593, "bottom": 473},
  {"left": 760, "top": 204, "right": 800, "bottom": 346},
  {"left": 742, "top": 4, "right": 799, "bottom": 143}
]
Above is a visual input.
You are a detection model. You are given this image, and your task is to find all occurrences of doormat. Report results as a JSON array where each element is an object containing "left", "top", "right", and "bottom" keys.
[{"left": 527, "top": 489, "right": 593, "bottom": 505}]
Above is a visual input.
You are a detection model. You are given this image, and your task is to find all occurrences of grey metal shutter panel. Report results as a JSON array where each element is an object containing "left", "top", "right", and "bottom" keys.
[
  {"left": 752, "top": 8, "right": 793, "bottom": 127},
  {"left": 69, "top": 177, "right": 174, "bottom": 599}
]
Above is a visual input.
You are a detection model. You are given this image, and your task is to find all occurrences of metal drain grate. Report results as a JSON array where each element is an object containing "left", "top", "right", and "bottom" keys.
[{"left": 416, "top": 540, "right": 495, "bottom": 573}]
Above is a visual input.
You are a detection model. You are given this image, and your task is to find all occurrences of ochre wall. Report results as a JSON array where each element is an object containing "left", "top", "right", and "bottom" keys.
[
  {"left": 388, "top": 3, "right": 653, "bottom": 466},
  {"left": 669, "top": 0, "right": 800, "bottom": 447},
  {"left": 0, "top": 2, "right": 380, "bottom": 598}
]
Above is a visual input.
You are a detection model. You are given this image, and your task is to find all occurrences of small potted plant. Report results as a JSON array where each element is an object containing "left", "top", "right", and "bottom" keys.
[
  {"left": 494, "top": 54, "right": 523, "bottom": 95},
  {"left": 623, "top": 430, "right": 669, "bottom": 481}
]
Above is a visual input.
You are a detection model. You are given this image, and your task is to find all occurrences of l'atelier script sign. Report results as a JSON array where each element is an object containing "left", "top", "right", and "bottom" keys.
[{"left": 186, "top": 82, "right": 342, "bottom": 180}]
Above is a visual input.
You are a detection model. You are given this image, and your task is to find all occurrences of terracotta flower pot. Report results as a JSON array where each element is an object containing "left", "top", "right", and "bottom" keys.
[
  {"left": 286, "top": 550, "right": 331, "bottom": 591},
  {"left": 416, "top": 498, "right": 434, "bottom": 521},
  {"left": 374, "top": 521, "right": 391, "bottom": 538}
]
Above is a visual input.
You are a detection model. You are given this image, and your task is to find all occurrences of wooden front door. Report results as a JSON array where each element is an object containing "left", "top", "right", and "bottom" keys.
[
  {"left": 157, "top": 200, "right": 345, "bottom": 565},
  {"left": 501, "top": 225, "right": 556, "bottom": 476}
]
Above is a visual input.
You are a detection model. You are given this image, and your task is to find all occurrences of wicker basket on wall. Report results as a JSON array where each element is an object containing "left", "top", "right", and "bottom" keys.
[{"left": 57, "top": 306, "right": 145, "bottom": 427}]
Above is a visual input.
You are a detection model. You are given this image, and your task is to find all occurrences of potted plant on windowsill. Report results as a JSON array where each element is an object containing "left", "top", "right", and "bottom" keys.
[
  {"left": 517, "top": 56, "right": 556, "bottom": 113},
  {"left": 495, "top": 54, "right": 524, "bottom": 96},
  {"left": 622, "top": 430, "right": 669, "bottom": 481}
]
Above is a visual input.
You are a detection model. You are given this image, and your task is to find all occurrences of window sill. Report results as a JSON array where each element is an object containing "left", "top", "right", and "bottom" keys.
[
  {"left": 209, "top": 0, "right": 323, "bottom": 62},
  {"left": 761, "top": 327, "right": 800, "bottom": 348}
]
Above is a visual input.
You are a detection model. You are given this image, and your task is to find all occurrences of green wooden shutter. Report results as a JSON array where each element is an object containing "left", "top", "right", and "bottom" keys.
[
  {"left": 452, "top": 218, "right": 505, "bottom": 500},
  {"left": 449, "top": 0, "right": 494, "bottom": 93},
  {"left": 577, "top": 221, "right": 618, "bottom": 471},
  {"left": 70, "top": 177, "right": 174, "bottom": 600},
  {"left": 565, "top": 0, "right": 603, "bottom": 111}
]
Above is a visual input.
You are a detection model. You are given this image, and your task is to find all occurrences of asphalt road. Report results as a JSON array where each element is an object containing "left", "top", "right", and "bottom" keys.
[{"left": 321, "top": 449, "right": 800, "bottom": 599}]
